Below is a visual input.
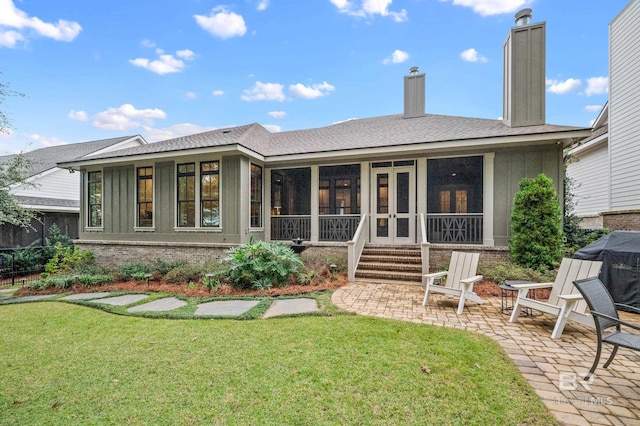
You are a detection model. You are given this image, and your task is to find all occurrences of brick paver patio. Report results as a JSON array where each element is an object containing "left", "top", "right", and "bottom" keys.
[{"left": 332, "top": 282, "right": 640, "bottom": 426}]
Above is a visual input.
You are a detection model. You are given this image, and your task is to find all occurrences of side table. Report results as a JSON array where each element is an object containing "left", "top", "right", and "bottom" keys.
[{"left": 500, "top": 280, "right": 535, "bottom": 317}]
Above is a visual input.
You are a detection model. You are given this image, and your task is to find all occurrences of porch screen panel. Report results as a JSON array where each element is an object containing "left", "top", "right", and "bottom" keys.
[
  {"left": 271, "top": 168, "right": 311, "bottom": 240},
  {"left": 137, "top": 167, "right": 153, "bottom": 227},
  {"left": 318, "top": 164, "right": 361, "bottom": 215},
  {"left": 87, "top": 171, "right": 102, "bottom": 227},
  {"left": 177, "top": 163, "right": 196, "bottom": 227},
  {"left": 200, "top": 161, "right": 219, "bottom": 227}
]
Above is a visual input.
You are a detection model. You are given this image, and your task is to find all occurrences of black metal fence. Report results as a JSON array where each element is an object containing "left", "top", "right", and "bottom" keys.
[{"left": 0, "top": 246, "right": 46, "bottom": 287}]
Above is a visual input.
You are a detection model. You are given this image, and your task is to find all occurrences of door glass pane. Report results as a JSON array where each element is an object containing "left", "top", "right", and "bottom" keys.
[
  {"left": 396, "top": 172, "right": 409, "bottom": 214},
  {"left": 377, "top": 174, "right": 388, "bottom": 214},
  {"left": 396, "top": 218, "right": 409, "bottom": 238},
  {"left": 377, "top": 218, "right": 388, "bottom": 237}
]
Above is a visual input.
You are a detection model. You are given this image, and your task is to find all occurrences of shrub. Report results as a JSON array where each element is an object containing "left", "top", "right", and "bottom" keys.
[
  {"left": 76, "top": 274, "right": 115, "bottom": 287},
  {"left": 218, "top": 238, "right": 304, "bottom": 290},
  {"left": 72, "top": 263, "right": 113, "bottom": 276},
  {"left": 2, "top": 242, "right": 47, "bottom": 273},
  {"left": 164, "top": 264, "right": 204, "bottom": 284},
  {"left": 509, "top": 174, "right": 563, "bottom": 271},
  {"left": 44, "top": 243, "right": 94, "bottom": 275},
  {"left": 27, "top": 275, "right": 76, "bottom": 290},
  {"left": 151, "top": 258, "right": 188, "bottom": 276},
  {"left": 117, "top": 262, "right": 151, "bottom": 281},
  {"left": 301, "top": 250, "right": 347, "bottom": 273},
  {"left": 479, "top": 262, "right": 556, "bottom": 286}
]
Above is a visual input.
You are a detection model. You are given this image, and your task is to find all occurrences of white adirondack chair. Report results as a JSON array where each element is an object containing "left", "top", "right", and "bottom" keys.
[
  {"left": 422, "top": 251, "right": 484, "bottom": 314},
  {"left": 509, "top": 258, "right": 603, "bottom": 339}
]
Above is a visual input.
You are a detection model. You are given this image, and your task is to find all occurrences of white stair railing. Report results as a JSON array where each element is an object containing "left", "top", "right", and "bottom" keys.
[
  {"left": 419, "top": 213, "right": 430, "bottom": 276},
  {"left": 347, "top": 214, "right": 369, "bottom": 282}
]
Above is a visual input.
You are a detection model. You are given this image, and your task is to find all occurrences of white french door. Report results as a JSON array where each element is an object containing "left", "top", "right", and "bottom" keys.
[{"left": 371, "top": 166, "right": 415, "bottom": 244}]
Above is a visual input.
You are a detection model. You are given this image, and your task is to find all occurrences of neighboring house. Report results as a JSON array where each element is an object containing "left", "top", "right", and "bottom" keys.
[
  {"left": 59, "top": 9, "right": 589, "bottom": 272},
  {"left": 0, "top": 136, "right": 147, "bottom": 248},
  {"left": 567, "top": 0, "right": 640, "bottom": 231}
]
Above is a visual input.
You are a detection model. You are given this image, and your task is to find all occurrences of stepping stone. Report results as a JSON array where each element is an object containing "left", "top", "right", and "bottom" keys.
[
  {"left": 88, "top": 294, "right": 148, "bottom": 306},
  {"left": 127, "top": 297, "right": 187, "bottom": 312},
  {"left": 195, "top": 300, "right": 259, "bottom": 317},
  {"left": 263, "top": 298, "right": 319, "bottom": 318},
  {"left": 61, "top": 292, "right": 112, "bottom": 301},
  {"left": 9, "top": 295, "right": 57, "bottom": 303}
]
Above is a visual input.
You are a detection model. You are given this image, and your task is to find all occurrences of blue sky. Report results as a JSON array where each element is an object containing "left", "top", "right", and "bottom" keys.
[{"left": 0, "top": 0, "right": 627, "bottom": 154}]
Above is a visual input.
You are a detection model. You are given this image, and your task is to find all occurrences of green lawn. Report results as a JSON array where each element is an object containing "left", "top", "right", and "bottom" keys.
[{"left": 0, "top": 302, "right": 557, "bottom": 425}]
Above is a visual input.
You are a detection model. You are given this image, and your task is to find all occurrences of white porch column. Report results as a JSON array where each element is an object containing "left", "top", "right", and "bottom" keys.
[
  {"left": 310, "top": 165, "right": 319, "bottom": 242},
  {"left": 483, "top": 153, "right": 495, "bottom": 246},
  {"left": 360, "top": 161, "right": 370, "bottom": 216}
]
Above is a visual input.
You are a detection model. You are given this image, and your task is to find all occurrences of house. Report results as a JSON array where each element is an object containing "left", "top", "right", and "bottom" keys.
[
  {"left": 0, "top": 136, "right": 146, "bottom": 248},
  {"left": 59, "top": 9, "right": 589, "bottom": 277},
  {"left": 567, "top": 0, "right": 640, "bottom": 231}
]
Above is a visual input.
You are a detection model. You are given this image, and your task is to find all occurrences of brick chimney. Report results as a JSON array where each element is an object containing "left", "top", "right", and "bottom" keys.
[
  {"left": 404, "top": 66, "right": 425, "bottom": 118},
  {"left": 503, "top": 8, "right": 546, "bottom": 127}
]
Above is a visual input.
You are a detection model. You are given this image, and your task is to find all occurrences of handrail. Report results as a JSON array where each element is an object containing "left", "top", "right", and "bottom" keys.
[
  {"left": 419, "top": 213, "right": 430, "bottom": 276},
  {"left": 347, "top": 214, "right": 369, "bottom": 282}
]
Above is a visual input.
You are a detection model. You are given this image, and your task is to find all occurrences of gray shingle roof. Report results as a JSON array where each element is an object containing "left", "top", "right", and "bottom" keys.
[
  {"left": 60, "top": 114, "right": 587, "bottom": 165},
  {"left": 15, "top": 196, "right": 79, "bottom": 208},
  {"left": 0, "top": 136, "right": 137, "bottom": 177}
]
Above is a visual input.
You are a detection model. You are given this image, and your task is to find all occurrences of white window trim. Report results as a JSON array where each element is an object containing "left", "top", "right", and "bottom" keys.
[
  {"left": 249, "top": 162, "right": 264, "bottom": 230},
  {"left": 174, "top": 159, "right": 223, "bottom": 231}
]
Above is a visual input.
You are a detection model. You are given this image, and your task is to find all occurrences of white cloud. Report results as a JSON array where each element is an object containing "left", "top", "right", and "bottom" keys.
[
  {"left": 241, "top": 82, "right": 285, "bottom": 102},
  {"left": 26, "top": 134, "right": 68, "bottom": 148},
  {"left": 460, "top": 48, "right": 487, "bottom": 63},
  {"left": 68, "top": 110, "right": 88, "bottom": 121},
  {"left": 546, "top": 78, "right": 581, "bottom": 95},
  {"left": 257, "top": 0, "right": 270, "bottom": 11},
  {"left": 0, "top": 29, "right": 24, "bottom": 47},
  {"left": 584, "top": 104, "right": 602, "bottom": 113},
  {"left": 445, "top": 0, "right": 528, "bottom": 17},
  {"left": 383, "top": 49, "right": 409, "bottom": 65},
  {"left": 331, "top": 0, "right": 408, "bottom": 22},
  {"left": 184, "top": 91, "right": 197, "bottom": 100},
  {"left": 92, "top": 104, "right": 167, "bottom": 131},
  {"left": 268, "top": 111, "right": 287, "bottom": 119},
  {"left": 0, "top": 0, "right": 81, "bottom": 46},
  {"left": 129, "top": 48, "right": 195, "bottom": 75},
  {"left": 212, "top": 89, "right": 225, "bottom": 97},
  {"left": 194, "top": 6, "right": 247, "bottom": 39},
  {"left": 585, "top": 76, "right": 609, "bottom": 96},
  {"left": 141, "top": 39, "right": 155, "bottom": 48},
  {"left": 263, "top": 124, "right": 282, "bottom": 133},
  {"left": 289, "top": 82, "right": 335, "bottom": 99},
  {"left": 142, "top": 123, "right": 217, "bottom": 142},
  {"left": 176, "top": 49, "right": 195, "bottom": 60}
]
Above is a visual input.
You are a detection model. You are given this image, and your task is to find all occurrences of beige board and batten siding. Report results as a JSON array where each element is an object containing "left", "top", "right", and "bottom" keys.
[
  {"left": 609, "top": 0, "right": 640, "bottom": 211},
  {"left": 492, "top": 144, "right": 563, "bottom": 247}
]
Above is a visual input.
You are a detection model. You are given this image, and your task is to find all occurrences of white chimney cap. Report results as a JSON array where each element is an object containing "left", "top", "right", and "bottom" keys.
[{"left": 515, "top": 8, "right": 532, "bottom": 26}]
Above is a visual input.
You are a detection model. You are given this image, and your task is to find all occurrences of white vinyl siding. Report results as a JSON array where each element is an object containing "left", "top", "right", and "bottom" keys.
[
  {"left": 609, "top": 0, "right": 640, "bottom": 211},
  {"left": 12, "top": 168, "right": 79, "bottom": 202},
  {"left": 567, "top": 142, "right": 609, "bottom": 217}
]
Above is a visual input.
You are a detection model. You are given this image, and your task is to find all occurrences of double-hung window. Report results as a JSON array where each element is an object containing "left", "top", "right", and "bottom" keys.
[
  {"left": 250, "top": 164, "right": 262, "bottom": 228},
  {"left": 177, "top": 161, "right": 220, "bottom": 228},
  {"left": 137, "top": 167, "right": 153, "bottom": 227},
  {"left": 87, "top": 171, "right": 102, "bottom": 228}
]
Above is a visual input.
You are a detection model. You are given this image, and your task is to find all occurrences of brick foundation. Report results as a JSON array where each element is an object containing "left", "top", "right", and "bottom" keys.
[
  {"left": 602, "top": 211, "right": 640, "bottom": 231},
  {"left": 75, "top": 239, "right": 509, "bottom": 272}
]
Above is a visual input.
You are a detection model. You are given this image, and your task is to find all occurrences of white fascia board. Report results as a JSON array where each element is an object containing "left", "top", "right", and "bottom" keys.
[
  {"left": 84, "top": 135, "right": 148, "bottom": 158},
  {"left": 264, "top": 130, "right": 591, "bottom": 165},
  {"left": 567, "top": 133, "right": 608, "bottom": 156},
  {"left": 59, "top": 144, "right": 264, "bottom": 169},
  {"left": 592, "top": 102, "right": 609, "bottom": 129},
  {"left": 24, "top": 205, "right": 79, "bottom": 213}
]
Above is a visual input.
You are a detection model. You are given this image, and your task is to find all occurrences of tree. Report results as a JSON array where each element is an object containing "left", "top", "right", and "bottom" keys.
[
  {"left": 0, "top": 74, "right": 34, "bottom": 228},
  {"left": 509, "top": 173, "right": 563, "bottom": 271}
]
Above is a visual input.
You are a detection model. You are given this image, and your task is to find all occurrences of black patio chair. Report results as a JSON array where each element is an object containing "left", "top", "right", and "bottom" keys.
[{"left": 573, "top": 277, "right": 640, "bottom": 379}]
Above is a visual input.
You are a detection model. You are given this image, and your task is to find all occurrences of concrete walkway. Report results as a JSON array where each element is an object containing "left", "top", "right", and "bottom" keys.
[{"left": 332, "top": 282, "right": 640, "bottom": 426}]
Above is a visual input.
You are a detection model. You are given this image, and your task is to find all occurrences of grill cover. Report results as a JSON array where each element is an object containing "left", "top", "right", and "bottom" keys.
[{"left": 574, "top": 231, "right": 640, "bottom": 311}]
